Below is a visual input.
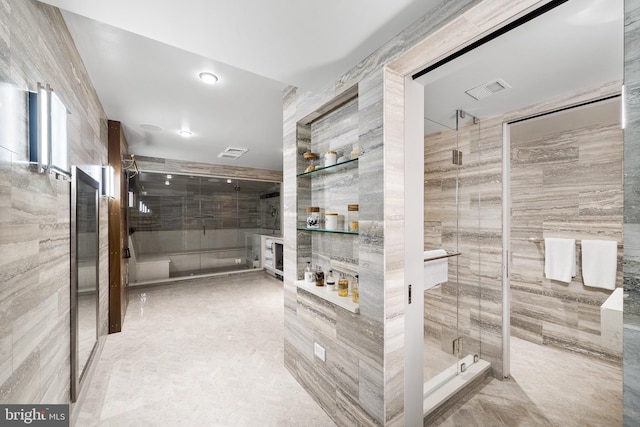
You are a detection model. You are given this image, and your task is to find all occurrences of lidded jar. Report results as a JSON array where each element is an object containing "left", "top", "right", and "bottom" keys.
[
  {"left": 325, "top": 213, "right": 338, "bottom": 231},
  {"left": 306, "top": 207, "right": 320, "bottom": 229},
  {"left": 303, "top": 152, "right": 319, "bottom": 173},
  {"left": 348, "top": 204, "right": 359, "bottom": 232},
  {"left": 324, "top": 151, "right": 337, "bottom": 167}
]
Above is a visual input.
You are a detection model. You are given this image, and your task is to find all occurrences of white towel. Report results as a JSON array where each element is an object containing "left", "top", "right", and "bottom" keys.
[
  {"left": 544, "top": 238, "right": 576, "bottom": 283},
  {"left": 581, "top": 239, "right": 617, "bottom": 290},
  {"left": 424, "top": 250, "right": 448, "bottom": 290}
]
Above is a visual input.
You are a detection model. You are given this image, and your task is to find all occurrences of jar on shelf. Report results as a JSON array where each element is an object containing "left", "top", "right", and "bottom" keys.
[
  {"left": 324, "top": 151, "right": 337, "bottom": 167},
  {"left": 348, "top": 204, "right": 359, "bottom": 232},
  {"left": 352, "top": 275, "right": 359, "bottom": 303},
  {"left": 325, "top": 213, "right": 338, "bottom": 231},
  {"left": 306, "top": 207, "right": 320, "bottom": 229},
  {"left": 304, "top": 262, "right": 314, "bottom": 283},
  {"left": 303, "top": 152, "right": 319, "bottom": 173},
  {"left": 338, "top": 273, "right": 349, "bottom": 297}
]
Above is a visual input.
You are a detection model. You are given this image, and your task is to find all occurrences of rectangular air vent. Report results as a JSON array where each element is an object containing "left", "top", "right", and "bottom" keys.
[
  {"left": 465, "top": 78, "right": 511, "bottom": 100},
  {"left": 217, "top": 146, "right": 249, "bottom": 160}
]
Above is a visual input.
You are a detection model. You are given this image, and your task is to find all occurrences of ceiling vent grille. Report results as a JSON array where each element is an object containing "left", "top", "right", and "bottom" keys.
[
  {"left": 217, "top": 146, "right": 249, "bottom": 160},
  {"left": 465, "top": 78, "right": 512, "bottom": 100}
]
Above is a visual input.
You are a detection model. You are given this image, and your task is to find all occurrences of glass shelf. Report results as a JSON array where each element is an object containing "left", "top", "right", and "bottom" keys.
[
  {"left": 295, "top": 280, "right": 359, "bottom": 314},
  {"left": 297, "top": 227, "right": 359, "bottom": 235},
  {"left": 297, "top": 158, "right": 358, "bottom": 177}
]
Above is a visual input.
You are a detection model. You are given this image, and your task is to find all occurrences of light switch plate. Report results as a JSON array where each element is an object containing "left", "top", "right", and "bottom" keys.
[{"left": 314, "top": 343, "right": 325, "bottom": 362}]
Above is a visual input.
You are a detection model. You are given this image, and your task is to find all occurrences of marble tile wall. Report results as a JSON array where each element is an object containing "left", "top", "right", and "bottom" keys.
[
  {"left": 624, "top": 0, "right": 640, "bottom": 423},
  {"left": 0, "top": 0, "right": 108, "bottom": 407},
  {"left": 133, "top": 155, "right": 282, "bottom": 183},
  {"left": 288, "top": 87, "right": 385, "bottom": 425},
  {"left": 284, "top": 1, "right": 572, "bottom": 425},
  {"left": 510, "top": 110, "right": 623, "bottom": 364}
]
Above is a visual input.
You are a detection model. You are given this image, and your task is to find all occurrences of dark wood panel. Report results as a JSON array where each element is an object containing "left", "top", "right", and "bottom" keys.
[{"left": 108, "top": 120, "right": 129, "bottom": 333}]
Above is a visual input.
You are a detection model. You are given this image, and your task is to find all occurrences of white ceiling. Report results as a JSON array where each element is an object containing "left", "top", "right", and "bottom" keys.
[
  {"left": 40, "top": 0, "right": 623, "bottom": 171},
  {"left": 39, "top": 0, "right": 445, "bottom": 171},
  {"left": 416, "top": 0, "right": 623, "bottom": 133}
]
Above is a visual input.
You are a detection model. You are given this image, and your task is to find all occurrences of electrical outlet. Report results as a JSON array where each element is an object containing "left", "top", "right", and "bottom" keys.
[{"left": 314, "top": 343, "right": 325, "bottom": 362}]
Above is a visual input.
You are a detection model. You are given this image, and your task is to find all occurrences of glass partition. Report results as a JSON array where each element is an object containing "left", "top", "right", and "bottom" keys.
[
  {"left": 128, "top": 171, "right": 280, "bottom": 280},
  {"left": 423, "top": 110, "right": 482, "bottom": 392}
]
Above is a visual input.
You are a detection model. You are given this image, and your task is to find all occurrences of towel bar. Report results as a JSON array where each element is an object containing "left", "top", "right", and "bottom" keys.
[
  {"left": 424, "top": 251, "right": 461, "bottom": 262},
  {"left": 527, "top": 237, "right": 623, "bottom": 248}
]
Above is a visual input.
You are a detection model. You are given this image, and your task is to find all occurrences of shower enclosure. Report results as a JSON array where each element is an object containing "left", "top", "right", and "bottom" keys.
[
  {"left": 128, "top": 171, "right": 280, "bottom": 280},
  {"left": 423, "top": 109, "right": 487, "bottom": 408}
]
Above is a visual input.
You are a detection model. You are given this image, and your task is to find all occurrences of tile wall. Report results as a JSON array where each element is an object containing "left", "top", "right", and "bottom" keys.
[
  {"left": 624, "top": 0, "right": 640, "bottom": 423},
  {"left": 510, "top": 106, "right": 623, "bottom": 364},
  {"left": 0, "top": 0, "right": 108, "bottom": 405}
]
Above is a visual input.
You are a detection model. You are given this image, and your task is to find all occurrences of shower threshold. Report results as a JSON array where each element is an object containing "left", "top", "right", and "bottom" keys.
[{"left": 423, "top": 355, "right": 491, "bottom": 420}]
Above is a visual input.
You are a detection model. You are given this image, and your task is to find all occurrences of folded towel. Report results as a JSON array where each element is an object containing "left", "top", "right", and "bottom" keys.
[
  {"left": 544, "top": 238, "right": 576, "bottom": 283},
  {"left": 582, "top": 239, "right": 617, "bottom": 290},
  {"left": 424, "top": 249, "right": 448, "bottom": 290}
]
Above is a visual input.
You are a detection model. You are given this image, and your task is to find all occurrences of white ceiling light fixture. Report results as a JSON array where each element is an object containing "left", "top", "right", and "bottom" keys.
[
  {"left": 199, "top": 72, "right": 219, "bottom": 85},
  {"left": 217, "top": 146, "right": 249, "bottom": 160},
  {"left": 139, "top": 123, "right": 163, "bottom": 132},
  {"left": 179, "top": 130, "right": 192, "bottom": 137}
]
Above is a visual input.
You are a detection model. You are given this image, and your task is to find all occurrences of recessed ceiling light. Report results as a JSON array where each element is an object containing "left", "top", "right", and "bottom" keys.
[
  {"left": 179, "top": 130, "right": 192, "bottom": 137},
  {"left": 199, "top": 72, "right": 218, "bottom": 84}
]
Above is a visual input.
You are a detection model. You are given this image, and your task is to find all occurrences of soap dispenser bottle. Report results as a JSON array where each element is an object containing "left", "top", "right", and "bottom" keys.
[
  {"left": 315, "top": 265, "right": 325, "bottom": 287},
  {"left": 326, "top": 270, "right": 336, "bottom": 291}
]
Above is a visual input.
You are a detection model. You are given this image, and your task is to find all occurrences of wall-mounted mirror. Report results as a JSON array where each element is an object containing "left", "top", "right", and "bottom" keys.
[{"left": 71, "top": 166, "right": 99, "bottom": 401}]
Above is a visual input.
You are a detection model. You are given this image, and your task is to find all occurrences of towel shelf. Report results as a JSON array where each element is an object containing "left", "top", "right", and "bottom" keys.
[
  {"left": 527, "top": 237, "right": 623, "bottom": 248},
  {"left": 424, "top": 251, "right": 461, "bottom": 262}
]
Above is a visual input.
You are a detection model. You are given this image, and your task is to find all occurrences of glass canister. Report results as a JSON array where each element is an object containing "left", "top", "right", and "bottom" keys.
[
  {"left": 324, "top": 151, "right": 337, "bottom": 167},
  {"left": 325, "top": 213, "right": 338, "bottom": 230},
  {"left": 352, "top": 275, "right": 359, "bottom": 303},
  {"left": 338, "top": 273, "right": 349, "bottom": 297},
  {"left": 303, "top": 152, "right": 319, "bottom": 173},
  {"left": 348, "top": 204, "right": 359, "bottom": 232},
  {"left": 306, "top": 207, "right": 320, "bottom": 229}
]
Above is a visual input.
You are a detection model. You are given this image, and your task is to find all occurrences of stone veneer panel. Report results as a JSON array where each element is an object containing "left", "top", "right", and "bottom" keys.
[
  {"left": 285, "top": 0, "right": 638, "bottom": 424},
  {"left": 133, "top": 155, "right": 282, "bottom": 183},
  {"left": 0, "top": 0, "right": 108, "bottom": 410},
  {"left": 625, "top": 0, "right": 640, "bottom": 424},
  {"left": 510, "top": 107, "right": 623, "bottom": 364}
]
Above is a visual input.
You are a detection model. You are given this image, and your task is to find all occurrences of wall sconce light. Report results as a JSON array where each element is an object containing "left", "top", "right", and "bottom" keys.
[
  {"left": 138, "top": 201, "right": 149, "bottom": 214},
  {"left": 28, "top": 83, "right": 70, "bottom": 177},
  {"left": 101, "top": 165, "right": 115, "bottom": 199},
  {"left": 128, "top": 191, "right": 135, "bottom": 208}
]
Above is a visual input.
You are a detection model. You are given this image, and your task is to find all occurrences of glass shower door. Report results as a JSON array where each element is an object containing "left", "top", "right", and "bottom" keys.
[
  {"left": 453, "top": 110, "right": 482, "bottom": 374},
  {"left": 423, "top": 109, "right": 482, "bottom": 394}
]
